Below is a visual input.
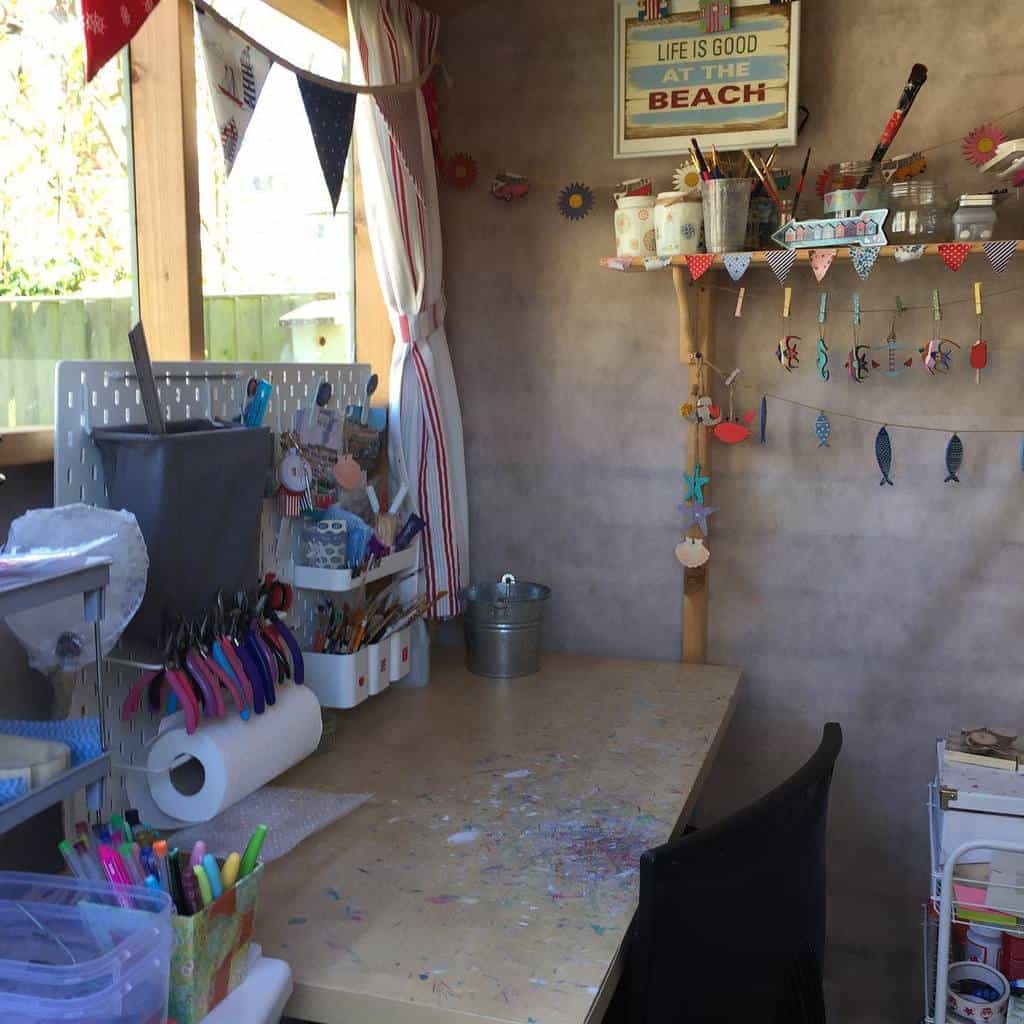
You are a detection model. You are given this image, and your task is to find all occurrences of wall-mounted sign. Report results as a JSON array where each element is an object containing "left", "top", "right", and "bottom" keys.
[{"left": 614, "top": 0, "right": 801, "bottom": 159}]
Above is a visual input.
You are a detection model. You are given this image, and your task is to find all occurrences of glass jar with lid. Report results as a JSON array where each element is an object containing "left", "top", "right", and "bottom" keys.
[
  {"left": 885, "top": 181, "right": 950, "bottom": 243},
  {"left": 952, "top": 194, "right": 998, "bottom": 241}
]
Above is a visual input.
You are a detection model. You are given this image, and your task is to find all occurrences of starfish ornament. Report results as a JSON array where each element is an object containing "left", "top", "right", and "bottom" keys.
[{"left": 682, "top": 463, "right": 710, "bottom": 504}]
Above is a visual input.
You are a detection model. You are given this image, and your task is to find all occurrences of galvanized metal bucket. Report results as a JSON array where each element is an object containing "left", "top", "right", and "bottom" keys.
[{"left": 461, "top": 573, "right": 551, "bottom": 678}]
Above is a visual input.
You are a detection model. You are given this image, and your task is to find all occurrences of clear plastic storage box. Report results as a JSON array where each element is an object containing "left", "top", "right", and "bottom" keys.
[{"left": 0, "top": 872, "right": 173, "bottom": 1024}]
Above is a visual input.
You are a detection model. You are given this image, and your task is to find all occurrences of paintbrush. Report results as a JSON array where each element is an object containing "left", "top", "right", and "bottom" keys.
[
  {"left": 792, "top": 146, "right": 812, "bottom": 218},
  {"left": 690, "top": 137, "right": 711, "bottom": 181},
  {"left": 857, "top": 63, "right": 928, "bottom": 187},
  {"left": 743, "top": 149, "right": 782, "bottom": 210}
]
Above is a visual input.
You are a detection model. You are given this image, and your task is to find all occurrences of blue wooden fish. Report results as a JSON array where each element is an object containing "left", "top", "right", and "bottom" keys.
[
  {"left": 814, "top": 412, "right": 831, "bottom": 448},
  {"left": 875, "top": 427, "right": 894, "bottom": 486},
  {"left": 759, "top": 396, "right": 767, "bottom": 445},
  {"left": 945, "top": 433, "right": 963, "bottom": 483},
  {"left": 817, "top": 336, "right": 830, "bottom": 381}
]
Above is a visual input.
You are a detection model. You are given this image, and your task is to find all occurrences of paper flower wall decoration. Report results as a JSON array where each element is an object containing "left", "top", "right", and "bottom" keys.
[
  {"left": 962, "top": 123, "right": 1007, "bottom": 167},
  {"left": 444, "top": 152, "right": 478, "bottom": 189},
  {"left": 558, "top": 182, "right": 594, "bottom": 221},
  {"left": 672, "top": 164, "right": 703, "bottom": 194}
]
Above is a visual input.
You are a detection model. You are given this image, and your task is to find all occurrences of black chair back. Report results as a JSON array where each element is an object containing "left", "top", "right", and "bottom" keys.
[{"left": 626, "top": 723, "right": 842, "bottom": 1024}]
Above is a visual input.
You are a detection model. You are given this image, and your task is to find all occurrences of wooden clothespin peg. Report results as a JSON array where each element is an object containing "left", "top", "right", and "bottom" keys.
[
  {"left": 932, "top": 288, "right": 942, "bottom": 323},
  {"left": 783, "top": 286, "right": 792, "bottom": 319},
  {"left": 735, "top": 286, "right": 745, "bottom": 318},
  {"left": 895, "top": 295, "right": 905, "bottom": 317},
  {"left": 974, "top": 281, "right": 983, "bottom": 319},
  {"left": 852, "top": 293, "right": 861, "bottom": 327},
  {"left": 817, "top": 292, "right": 828, "bottom": 326}
]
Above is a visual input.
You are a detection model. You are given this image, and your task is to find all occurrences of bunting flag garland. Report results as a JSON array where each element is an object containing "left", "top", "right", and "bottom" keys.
[
  {"left": 894, "top": 244, "right": 926, "bottom": 263},
  {"left": 764, "top": 249, "right": 797, "bottom": 285},
  {"left": 686, "top": 253, "right": 716, "bottom": 282},
  {"left": 723, "top": 253, "right": 752, "bottom": 281},
  {"left": 938, "top": 242, "right": 972, "bottom": 273},
  {"left": 983, "top": 240, "right": 1017, "bottom": 274},
  {"left": 374, "top": 93, "right": 429, "bottom": 200},
  {"left": 82, "top": 0, "right": 161, "bottom": 82},
  {"left": 850, "top": 246, "right": 880, "bottom": 281},
  {"left": 297, "top": 78, "right": 357, "bottom": 213},
  {"left": 809, "top": 249, "right": 835, "bottom": 283},
  {"left": 197, "top": 11, "right": 272, "bottom": 173}
]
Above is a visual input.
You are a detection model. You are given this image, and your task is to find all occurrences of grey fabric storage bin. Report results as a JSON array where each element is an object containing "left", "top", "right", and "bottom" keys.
[{"left": 93, "top": 420, "right": 272, "bottom": 646}]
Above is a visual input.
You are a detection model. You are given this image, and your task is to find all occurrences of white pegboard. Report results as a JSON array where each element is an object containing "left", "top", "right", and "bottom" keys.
[{"left": 54, "top": 360, "right": 371, "bottom": 820}]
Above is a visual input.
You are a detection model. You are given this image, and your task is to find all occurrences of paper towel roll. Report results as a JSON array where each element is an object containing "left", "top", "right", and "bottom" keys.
[{"left": 146, "top": 683, "right": 322, "bottom": 824}]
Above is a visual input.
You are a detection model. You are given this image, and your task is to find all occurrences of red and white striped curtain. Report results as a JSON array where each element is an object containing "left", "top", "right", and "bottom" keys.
[{"left": 348, "top": 0, "right": 468, "bottom": 621}]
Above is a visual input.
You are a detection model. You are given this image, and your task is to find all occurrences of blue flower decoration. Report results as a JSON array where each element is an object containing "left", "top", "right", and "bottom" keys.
[{"left": 558, "top": 182, "right": 595, "bottom": 222}]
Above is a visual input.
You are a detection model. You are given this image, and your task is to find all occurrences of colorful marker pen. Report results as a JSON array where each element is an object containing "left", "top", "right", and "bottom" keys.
[
  {"left": 192, "top": 863, "right": 213, "bottom": 907},
  {"left": 239, "top": 825, "right": 267, "bottom": 879},
  {"left": 189, "top": 840, "right": 206, "bottom": 869},
  {"left": 202, "top": 854, "right": 223, "bottom": 901},
  {"left": 220, "top": 852, "right": 241, "bottom": 890}
]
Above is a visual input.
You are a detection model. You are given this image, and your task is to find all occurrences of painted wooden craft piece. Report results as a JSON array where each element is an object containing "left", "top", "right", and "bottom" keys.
[
  {"left": 814, "top": 413, "right": 831, "bottom": 448},
  {"left": 759, "top": 396, "right": 767, "bottom": 445},
  {"left": 637, "top": 0, "right": 670, "bottom": 21},
  {"left": 771, "top": 211, "right": 888, "bottom": 250},
  {"left": 699, "top": 0, "right": 731, "bottom": 32},
  {"left": 945, "top": 433, "right": 964, "bottom": 483},
  {"left": 919, "top": 338, "right": 960, "bottom": 375},
  {"left": 558, "top": 182, "right": 594, "bottom": 221},
  {"left": 970, "top": 339, "right": 988, "bottom": 383},
  {"left": 683, "top": 464, "right": 710, "bottom": 504},
  {"left": 675, "top": 537, "right": 710, "bottom": 569},
  {"left": 875, "top": 325, "right": 912, "bottom": 377},
  {"left": 817, "top": 337, "right": 830, "bottom": 381},
  {"left": 491, "top": 173, "right": 530, "bottom": 201},
  {"left": 680, "top": 500, "right": 718, "bottom": 536},
  {"left": 845, "top": 345, "right": 874, "bottom": 383},
  {"left": 713, "top": 410, "right": 757, "bottom": 444},
  {"left": 776, "top": 336, "right": 799, "bottom": 372},
  {"left": 683, "top": 395, "right": 722, "bottom": 427},
  {"left": 875, "top": 427, "right": 894, "bottom": 486}
]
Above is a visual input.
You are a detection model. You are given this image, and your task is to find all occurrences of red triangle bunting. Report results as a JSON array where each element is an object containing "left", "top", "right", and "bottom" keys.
[
  {"left": 686, "top": 253, "right": 715, "bottom": 281},
  {"left": 938, "top": 243, "right": 971, "bottom": 273}
]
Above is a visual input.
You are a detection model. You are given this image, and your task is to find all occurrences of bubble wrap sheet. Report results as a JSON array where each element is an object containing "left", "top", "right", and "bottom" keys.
[{"left": 166, "top": 786, "right": 371, "bottom": 862}]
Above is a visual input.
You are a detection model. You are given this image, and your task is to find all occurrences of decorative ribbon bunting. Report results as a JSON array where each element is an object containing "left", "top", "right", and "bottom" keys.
[
  {"left": 809, "top": 249, "right": 835, "bottom": 283},
  {"left": 197, "top": 11, "right": 272, "bottom": 173},
  {"left": 723, "top": 253, "right": 752, "bottom": 282},
  {"left": 298, "top": 80, "right": 357, "bottom": 213},
  {"left": 686, "top": 253, "right": 716, "bottom": 282},
  {"left": 850, "top": 246, "right": 880, "bottom": 281},
  {"left": 938, "top": 242, "right": 972, "bottom": 273},
  {"left": 983, "top": 240, "right": 1017, "bottom": 274},
  {"left": 893, "top": 244, "right": 926, "bottom": 263},
  {"left": 764, "top": 249, "right": 797, "bottom": 285}
]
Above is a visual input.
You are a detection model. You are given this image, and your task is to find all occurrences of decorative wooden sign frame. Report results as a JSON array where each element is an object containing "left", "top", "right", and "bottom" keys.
[{"left": 613, "top": 0, "right": 801, "bottom": 159}]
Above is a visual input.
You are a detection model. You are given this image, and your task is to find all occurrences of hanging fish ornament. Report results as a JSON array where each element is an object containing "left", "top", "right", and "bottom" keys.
[
  {"left": 759, "top": 396, "right": 767, "bottom": 444},
  {"left": 776, "top": 335, "right": 800, "bottom": 372},
  {"left": 875, "top": 324, "right": 912, "bottom": 377},
  {"left": 814, "top": 412, "right": 831, "bottom": 448},
  {"left": 970, "top": 338, "right": 988, "bottom": 384},
  {"left": 817, "top": 336, "right": 830, "bottom": 381},
  {"left": 945, "top": 433, "right": 963, "bottom": 483},
  {"left": 875, "top": 427, "right": 894, "bottom": 486},
  {"left": 845, "top": 344, "right": 875, "bottom": 382}
]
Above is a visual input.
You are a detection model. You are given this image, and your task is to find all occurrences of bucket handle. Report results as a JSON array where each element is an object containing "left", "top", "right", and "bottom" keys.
[{"left": 491, "top": 573, "right": 516, "bottom": 618}]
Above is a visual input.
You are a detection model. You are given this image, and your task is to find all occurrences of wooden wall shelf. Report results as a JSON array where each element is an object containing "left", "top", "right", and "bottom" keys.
[{"left": 600, "top": 240, "right": 1024, "bottom": 273}]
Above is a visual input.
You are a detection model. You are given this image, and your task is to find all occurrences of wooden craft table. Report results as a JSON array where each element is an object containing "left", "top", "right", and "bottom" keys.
[{"left": 257, "top": 647, "right": 741, "bottom": 1024}]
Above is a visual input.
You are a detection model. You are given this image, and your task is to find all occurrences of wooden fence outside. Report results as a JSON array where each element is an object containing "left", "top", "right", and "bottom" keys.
[{"left": 0, "top": 292, "right": 328, "bottom": 427}]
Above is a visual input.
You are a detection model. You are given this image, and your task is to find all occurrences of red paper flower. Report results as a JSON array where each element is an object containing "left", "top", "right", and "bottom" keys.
[
  {"left": 444, "top": 152, "right": 478, "bottom": 189},
  {"left": 962, "top": 123, "right": 1006, "bottom": 167}
]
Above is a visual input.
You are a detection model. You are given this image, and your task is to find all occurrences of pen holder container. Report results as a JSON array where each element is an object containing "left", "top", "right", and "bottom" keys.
[
  {"left": 388, "top": 626, "right": 412, "bottom": 683},
  {"left": 701, "top": 178, "right": 752, "bottom": 253},
  {"left": 93, "top": 420, "right": 273, "bottom": 646},
  {"left": 169, "top": 860, "right": 264, "bottom": 1024},
  {"left": 304, "top": 648, "right": 370, "bottom": 709},
  {"left": 367, "top": 640, "right": 389, "bottom": 696}
]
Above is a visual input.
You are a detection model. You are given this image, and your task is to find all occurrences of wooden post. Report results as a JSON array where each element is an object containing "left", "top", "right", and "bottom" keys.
[
  {"left": 129, "top": 0, "right": 204, "bottom": 360},
  {"left": 676, "top": 269, "right": 715, "bottom": 664}
]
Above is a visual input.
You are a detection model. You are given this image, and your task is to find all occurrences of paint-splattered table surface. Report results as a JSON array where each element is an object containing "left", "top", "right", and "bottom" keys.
[{"left": 257, "top": 647, "right": 741, "bottom": 1024}]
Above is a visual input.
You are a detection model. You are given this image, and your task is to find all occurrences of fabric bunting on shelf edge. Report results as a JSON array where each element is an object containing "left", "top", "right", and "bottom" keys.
[
  {"left": 298, "top": 78, "right": 357, "bottom": 213},
  {"left": 723, "top": 253, "right": 752, "bottom": 281},
  {"left": 686, "top": 253, "right": 715, "bottom": 282},
  {"left": 809, "top": 249, "right": 835, "bottom": 283},
  {"left": 375, "top": 92, "right": 430, "bottom": 200},
  {"left": 850, "top": 246, "right": 880, "bottom": 281},
  {"left": 197, "top": 11, "right": 273, "bottom": 174},
  {"left": 764, "top": 249, "right": 797, "bottom": 285},
  {"left": 893, "top": 244, "right": 926, "bottom": 263},
  {"left": 983, "top": 240, "right": 1017, "bottom": 274},
  {"left": 82, "top": 0, "right": 162, "bottom": 82},
  {"left": 938, "top": 242, "right": 972, "bottom": 273},
  {"left": 644, "top": 256, "right": 671, "bottom": 271}
]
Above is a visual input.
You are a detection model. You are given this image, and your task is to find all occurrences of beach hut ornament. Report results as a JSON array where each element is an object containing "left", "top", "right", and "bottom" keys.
[
  {"left": 637, "top": 0, "right": 670, "bottom": 20},
  {"left": 699, "top": 0, "right": 731, "bottom": 32}
]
